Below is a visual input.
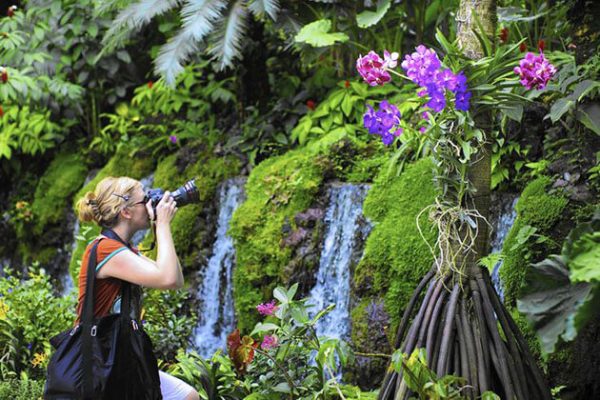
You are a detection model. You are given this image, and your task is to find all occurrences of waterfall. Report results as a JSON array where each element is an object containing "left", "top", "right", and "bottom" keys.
[
  {"left": 192, "top": 178, "right": 245, "bottom": 358},
  {"left": 490, "top": 194, "right": 519, "bottom": 301},
  {"left": 309, "top": 183, "right": 371, "bottom": 340}
]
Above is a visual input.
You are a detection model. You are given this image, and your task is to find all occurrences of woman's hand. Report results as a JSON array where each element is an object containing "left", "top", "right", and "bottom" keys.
[{"left": 145, "top": 191, "right": 178, "bottom": 226}]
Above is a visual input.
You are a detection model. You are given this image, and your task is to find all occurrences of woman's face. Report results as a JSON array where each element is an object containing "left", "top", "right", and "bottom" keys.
[{"left": 126, "top": 187, "right": 150, "bottom": 230}]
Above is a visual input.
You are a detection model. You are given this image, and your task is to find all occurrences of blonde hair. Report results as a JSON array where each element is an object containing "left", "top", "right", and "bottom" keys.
[{"left": 77, "top": 176, "right": 143, "bottom": 227}]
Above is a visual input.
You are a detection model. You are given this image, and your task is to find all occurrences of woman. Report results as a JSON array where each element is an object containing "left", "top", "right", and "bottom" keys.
[{"left": 76, "top": 176, "right": 199, "bottom": 400}]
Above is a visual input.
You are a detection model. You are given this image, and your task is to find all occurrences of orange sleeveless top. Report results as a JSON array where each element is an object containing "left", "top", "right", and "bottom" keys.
[{"left": 74, "top": 237, "right": 139, "bottom": 325}]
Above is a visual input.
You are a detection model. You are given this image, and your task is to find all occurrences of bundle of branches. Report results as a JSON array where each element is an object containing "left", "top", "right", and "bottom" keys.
[{"left": 378, "top": 265, "right": 550, "bottom": 399}]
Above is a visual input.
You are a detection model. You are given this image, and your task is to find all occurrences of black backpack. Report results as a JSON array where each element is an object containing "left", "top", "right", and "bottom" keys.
[{"left": 44, "top": 233, "right": 162, "bottom": 399}]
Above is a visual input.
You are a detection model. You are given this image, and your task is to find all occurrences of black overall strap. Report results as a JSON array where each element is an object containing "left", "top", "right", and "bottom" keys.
[
  {"left": 100, "top": 229, "right": 135, "bottom": 319},
  {"left": 81, "top": 239, "right": 101, "bottom": 398}
]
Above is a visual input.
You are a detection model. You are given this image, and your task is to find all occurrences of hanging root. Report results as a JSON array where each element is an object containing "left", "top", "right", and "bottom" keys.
[{"left": 378, "top": 266, "right": 551, "bottom": 400}]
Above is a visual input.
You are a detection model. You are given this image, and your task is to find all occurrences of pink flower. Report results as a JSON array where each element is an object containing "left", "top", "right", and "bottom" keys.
[
  {"left": 514, "top": 52, "right": 556, "bottom": 90},
  {"left": 383, "top": 50, "right": 399, "bottom": 69},
  {"left": 256, "top": 300, "right": 278, "bottom": 316},
  {"left": 356, "top": 51, "right": 391, "bottom": 86},
  {"left": 261, "top": 335, "right": 278, "bottom": 350}
]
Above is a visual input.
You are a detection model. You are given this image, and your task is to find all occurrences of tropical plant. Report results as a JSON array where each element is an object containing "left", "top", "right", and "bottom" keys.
[
  {"left": 357, "top": 2, "right": 554, "bottom": 399},
  {"left": 97, "top": 0, "right": 284, "bottom": 84},
  {"left": 0, "top": 266, "right": 76, "bottom": 381},
  {"left": 518, "top": 207, "right": 600, "bottom": 355}
]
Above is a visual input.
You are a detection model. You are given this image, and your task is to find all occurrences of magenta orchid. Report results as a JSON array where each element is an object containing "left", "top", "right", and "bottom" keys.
[
  {"left": 260, "top": 335, "right": 278, "bottom": 350},
  {"left": 356, "top": 51, "right": 392, "bottom": 86},
  {"left": 256, "top": 300, "right": 278, "bottom": 316},
  {"left": 514, "top": 51, "right": 557, "bottom": 90}
]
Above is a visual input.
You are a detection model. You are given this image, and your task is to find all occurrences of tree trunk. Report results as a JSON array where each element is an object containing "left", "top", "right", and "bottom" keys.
[{"left": 378, "top": 1, "right": 552, "bottom": 399}]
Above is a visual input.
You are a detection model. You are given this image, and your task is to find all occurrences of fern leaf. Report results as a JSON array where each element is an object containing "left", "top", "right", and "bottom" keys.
[
  {"left": 208, "top": 0, "right": 247, "bottom": 71},
  {"left": 101, "top": 0, "right": 180, "bottom": 54},
  {"left": 154, "top": 0, "right": 228, "bottom": 84},
  {"left": 248, "top": 0, "right": 280, "bottom": 20}
]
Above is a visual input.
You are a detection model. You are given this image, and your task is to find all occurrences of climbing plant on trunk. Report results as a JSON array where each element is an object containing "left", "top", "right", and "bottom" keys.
[{"left": 356, "top": 1, "right": 555, "bottom": 399}]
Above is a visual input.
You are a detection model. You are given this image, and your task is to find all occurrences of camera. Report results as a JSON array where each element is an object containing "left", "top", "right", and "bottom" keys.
[{"left": 146, "top": 179, "right": 199, "bottom": 215}]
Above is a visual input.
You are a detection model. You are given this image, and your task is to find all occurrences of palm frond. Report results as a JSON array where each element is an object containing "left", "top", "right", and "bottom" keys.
[
  {"left": 208, "top": 0, "right": 248, "bottom": 71},
  {"left": 101, "top": 0, "right": 180, "bottom": 54},
  {"left": 154, "top": 0, "right": 228, "bottom": 84},
  {"left": 248, "top": 0, "right": 280, "bottom": 20}
]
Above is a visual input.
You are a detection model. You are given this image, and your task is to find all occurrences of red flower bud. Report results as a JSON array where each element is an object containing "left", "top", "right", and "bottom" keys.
[
  {"left": 147, "top": 81, "right": 154, "bottom": 89},
  {"left": 1, "top": 69, "right": 7, "bottom": 83},
  {"left": 537, "top": 39, "right": 545, "bottom": 52},
  {"left": 519, "top": 42, "right": 527, "bottom": 53},
  {"left": 306, "top": 99, "right": 316, "bottom": 110},
  {"left": 0, "top": 105, "right": 3, "bottom": 117},
  {"left": 344, "top": 80, "right": 350, "bottom": 88},
  {"left": 499, "top": 28, "right": 509, "bottom": 44},
  {"left": 7, "top": 5, "right": 17, "bottom": 17}
]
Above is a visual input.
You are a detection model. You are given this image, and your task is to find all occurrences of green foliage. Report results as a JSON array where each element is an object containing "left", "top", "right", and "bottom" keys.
[
  {"left": 390, "top": 348, "right": 500, "bottom": 399},
  {"left": 354, "top": 158, "right": 437, "bottom": 332},
  {"left": 540, "top": 52, "right": 600, "bottom": 135},
  {"left": 500, "top": 176, "right": 568, "bottom": 305},
  {"left": 0, "top": 379, "right": 45, "bottom": 400},
  {"left": 143, "top": 288, "right": 197, "bottom": 362},
  {"left": 244, "top": 284, "right": 354, "bottom": 399},
  {"left": 30, "top": 152, "right": 88, "bottom": 236},
  {"left": 0, "top": 267, "right": 76, "bottom": 381},
  {"left": 98, "top": 0, "right": 280, "bottom": 83},
  {"left": 0, "top": 106, "right": 68, "bottom": 160},
  {"left": 93, "top": 63, "right": 234, "bottom": 156},
  {"left": 518, "top": 208, "right": 600, "bottom": 354},
  {"left": 290, "top": 81, "right": 409, "bottom": 147},
  {"left": 164, "top": 349, "right": 249, "bottom": 400},
  {"left": 294, "top": 19, "right": 349, "bottom": 47}
]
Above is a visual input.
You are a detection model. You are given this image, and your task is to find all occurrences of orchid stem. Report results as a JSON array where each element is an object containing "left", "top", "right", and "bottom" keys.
[{"left": 254, "top": 348, "right": 296, "bottom": 398}]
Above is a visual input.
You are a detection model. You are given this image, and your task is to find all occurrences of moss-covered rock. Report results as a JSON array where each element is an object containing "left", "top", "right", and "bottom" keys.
[
  {"left": 31, "top": 152, "right": 88, "bottom": 236},
  {"left": 500, "top": 176, "right": 568, "bottom": 305},
  {"left": 229, "top": 148, "right": 326, "bottom": 332},
  {"left": 354, "top": 158, "right": 438, "bottom": 329},
  {"left": 348, "top": 158, "right": 437, "bottom": 387},
  {"left": 69, "top": 145, "right": 156, "bottom": 282}
]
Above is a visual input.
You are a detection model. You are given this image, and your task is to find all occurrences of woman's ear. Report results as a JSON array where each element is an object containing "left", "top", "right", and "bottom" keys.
[{"left": 120, "top": 207, "right": 134, "bottom": 221}]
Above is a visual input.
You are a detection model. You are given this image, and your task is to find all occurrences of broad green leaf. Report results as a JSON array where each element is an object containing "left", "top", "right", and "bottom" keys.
[
  {"left": 356, "top": 0, "right": 391, "bottom": 28},
  {"left": 294, "top": 19, "right": 349, "bottom": 47},
  {"left": 549, "top": 98, "right": 574, "bottom": 123},
  {"left": 576, "top": 102, "right": 600, "bottom": 135},
  {"left": 517, "top": 255, "right": 595, "bottom": 355},
  {"left": 250, "top": 322, "right": 279, "bottom": 336},
  {"left": 273, "top": 287, "right": 288, "bottom": 303},
  {"left": 500, "top": 104, "right": 524, "bottom": 122}
]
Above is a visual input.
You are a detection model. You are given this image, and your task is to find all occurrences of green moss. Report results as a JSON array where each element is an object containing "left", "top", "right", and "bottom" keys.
[
  {"left": 353, "top": 158, "right": 438, "bottom": 332},
  {"left": 230, "top": 144, "right": 332, "bottom": 332},
  {"left": 500, "top": 176, "right": 568, "bottom": 305},
  {"left": 69, "top": 145, "right": 156, "bottom": 282},
  {"left": 30, "top": 152, "right": 88, "bottom": 236}
]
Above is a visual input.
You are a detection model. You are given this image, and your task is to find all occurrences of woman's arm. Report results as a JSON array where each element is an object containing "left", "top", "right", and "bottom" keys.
[{"left": 97, "top": 191, "right": 184, "bottom": 289}]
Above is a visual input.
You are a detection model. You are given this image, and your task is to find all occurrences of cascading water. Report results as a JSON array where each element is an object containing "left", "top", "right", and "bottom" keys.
[
  {"left": 309, "top": 183, "right": 371, "bottom": 340},
  {"left": 490, "top": 194, "right": 519, "bottom": 301},
  {"left": 192, "top": 178, "right": 245, "bottom": 358}
]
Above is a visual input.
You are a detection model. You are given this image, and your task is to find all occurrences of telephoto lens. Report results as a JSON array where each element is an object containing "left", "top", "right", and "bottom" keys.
[{"left": 146, "top": 179, "right": 199, "bottom": 210}]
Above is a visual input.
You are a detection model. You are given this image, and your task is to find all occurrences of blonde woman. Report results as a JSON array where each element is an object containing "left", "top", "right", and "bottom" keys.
[{"left": 75, "top": 176, "right": 199, "bottom": 400}]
